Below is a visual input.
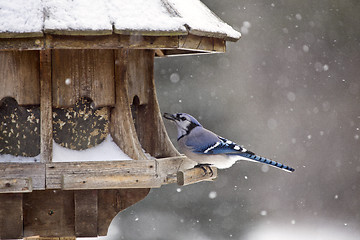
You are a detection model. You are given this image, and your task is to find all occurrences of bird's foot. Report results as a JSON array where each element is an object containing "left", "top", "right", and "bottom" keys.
[{"left": 194, "top": 164, "right": 214, "bottom": 177}]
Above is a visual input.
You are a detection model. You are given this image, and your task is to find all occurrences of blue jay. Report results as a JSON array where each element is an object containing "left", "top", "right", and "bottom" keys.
[{"left": 163, "top": 113, "right": 295, "bottom": 173}]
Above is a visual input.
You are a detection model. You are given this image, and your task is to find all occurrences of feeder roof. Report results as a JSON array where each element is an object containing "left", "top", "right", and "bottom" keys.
[{"left": 0, "top": 0, "right": 240, "bottom": 41}]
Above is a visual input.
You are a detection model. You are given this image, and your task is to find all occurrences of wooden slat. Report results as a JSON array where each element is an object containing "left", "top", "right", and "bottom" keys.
[
  {"left": 0, "top": 193, "right": 23, "bottom": 239},
  {"left": 74, "top": 190, "right": 98, "bottom": 237},
  {"left": 24, "top": 237, "right": 76, "bottom": 240},
  {"left": 0, "top": 163, "right": 45, "bottom": 190},
  {"left": 155, "top": 49, "right": 165, "bottom": 57},
  {"left": 0, "top": 35, "right": 227, "bottom": 54},
  {"left": 178, "top": 35, "right": 226, "bottom": 53},
  {"left": 97, "top": 189, "right": 150, "bottom": 236},
  {"left": 214, "top": 38, "right": 226, "bottom": 52},
  {"left": 179, "top": 34, "right": 201, "bottom": 50},
  {"left": 0, "top": 50, "right": 40, "bottom": 105},
  {"left": 23, "top": 190, "right": 75, "bottom": 237},
  {"left": 40, "top": 49, "right": 53, "bottom": 163},
  {"left": 52, "top": 49, "right": 115, "bottom": 108},
  {"left": 45, "top": 29, "right": 113, "bottom": 36},
  {"left": 177, "top": 167, "right": 217, "bottom": 186},
  {"left": 47, "top": 35, "right": 180, "bottom": 50},
  {"left": 0, "top": 177, "right": 32, "bottom": 193},
  {"left": 126, "top": 49, "right": 153, "bottom": 105},
  {"left": 63, "top": 173, "right": 161, "bottom": 190},
  {"left": 110, "top": 49, "right": 148, "bottom": 160},
  {"left": 46, "top": 160, "right": 156, "bottom": 189},
  {"left": 0, "top": 37, "right": 43, "bottom": 50}
]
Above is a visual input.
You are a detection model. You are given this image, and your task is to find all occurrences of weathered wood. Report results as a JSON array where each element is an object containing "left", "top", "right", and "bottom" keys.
[
  {"left": 63, "top": 173, "right": 161, "bottom": 190},
  {"left": 0, "top": 37, "right": 43, "bottom": 50},
  {"left": 40, "top": 49, "right": 53, "bottom": 163},
  {"left": 156, "top": 155, "right": 197, "bottom": 184},
  {"left": 0, "top": 163, "right": 45, "bottom": 190},
  {"left": 214, "top": 38, "right": 226, "bottom": 52},
  {"left": 97, "top": 189, "right": 150, "bottom": 236},
  {"left": 110, "top": 49, "right": 148, "bottom": 160},
  {"left": 47, "top": 35, "right": 180, "bottom": 50},
  {"left": 178, "top": 35, "right": 226, "bottom": 53},
  {"left": 52, "top": 49, "right": 115, "bottom": 108},
  {"left": 0, "top": 32, "right": 43, "bottom": 39},
  {"left": 46, "top": 160, "right": 156, "bottom": 189},
  {"left": 177, "top": 166, "right": 217, "bottom": 186},
  {"left": 0, "top": 35, "right": 227, "bottom": 55},
  {"left": 155, "top": 49, "right": 165, "bottom": 57},
  {"left": 45, "top": 29, "right": 113, "bottom": 36},
  {"left": 126, "top": 49, "right": 153, "bottom": 105},
  {"left": 0, "top": 193, "right": 23, "bottom": 239},
  {"left": 179, "top": 35, "right": 201, "bottom": 50},
  {"left": 130, "top": 49, "right": 180, "bottom": 158},
  {"left": 74, "top": 190, "right": 98, "bottom": 237},
  {"left": 0, "top": 50, "right": 40, "bottom": 105},
  {"left": 23, "top": 190, "right": 75, "bottom": 237},
  {"left": 0, "top": 177, "right": 32, "bottom": 193},
  {"left": 188, "top": 29, "right": 227, "bottom": 41},
  {"left": 24, "top": 237, "right": 76, "bottom": 240}
]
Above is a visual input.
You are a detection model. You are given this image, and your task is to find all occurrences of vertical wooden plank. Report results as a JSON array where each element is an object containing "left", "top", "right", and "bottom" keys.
[
  {"left": 97, "top": 189, "right": 150, "bottom": 236},
  {"left": 52, "top": 49, "right": 115, "bottom": 108},
  {"left": 110, "top": 49, "right": 148, "bottom": 160},
  {"left": 40, "top": 49, "right": 53, "bottom": 163},
  {"left": 23, "top": 190, "right": 75, "bottom": 237},
  {"left": 0, "top": 50, "right": 40, "bottom": 105},
  {"left": 213, "top": 38, "right": 226, "bottom": 52},
  {"left": 0, "top": 193, "right": 23, "bottom": 239},
  {"left": 74, "top": 190, "right": 98, "bottom": 237},
  {"left": 126, "top": 50, "right": 151, "bottom": 105},
  {"left": 129, "top": 49, "right": 180, "bottom": 158}
]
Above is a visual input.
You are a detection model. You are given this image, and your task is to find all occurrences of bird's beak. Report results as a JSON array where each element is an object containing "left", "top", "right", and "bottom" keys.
[{"left": 163, "top": 113, "right": 176, "bottom": 121}]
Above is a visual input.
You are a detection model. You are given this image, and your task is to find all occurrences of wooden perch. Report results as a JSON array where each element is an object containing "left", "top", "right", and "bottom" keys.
[{"left": 177, "top": 166, "right": 217, "bottom": 186}]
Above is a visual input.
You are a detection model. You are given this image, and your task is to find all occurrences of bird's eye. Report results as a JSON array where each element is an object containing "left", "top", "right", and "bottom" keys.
[{"left": 180, "top": 117, "right": 186, "bottom": 121}]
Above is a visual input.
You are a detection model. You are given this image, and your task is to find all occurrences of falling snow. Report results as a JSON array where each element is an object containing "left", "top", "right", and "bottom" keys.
[
  {"left": 208, "top": 191, "right": 217, "bottom": 199},
  {"left": 170, "top": 73, "right": 180, "bottom": 83}
]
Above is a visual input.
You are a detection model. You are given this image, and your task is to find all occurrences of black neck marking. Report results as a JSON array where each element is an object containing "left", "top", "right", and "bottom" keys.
[{"left": 177, "top": 122, "right": 199, "bottom": 141}]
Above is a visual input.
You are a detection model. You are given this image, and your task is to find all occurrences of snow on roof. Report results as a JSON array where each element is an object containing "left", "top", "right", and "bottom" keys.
[{"left": 0, "top": 0, "right": 240, "bottom": 41}]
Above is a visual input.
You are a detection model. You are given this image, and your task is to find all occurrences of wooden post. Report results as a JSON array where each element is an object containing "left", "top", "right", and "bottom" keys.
[
  {"left": 127, "top": 49, "right": 180, "bottom": 158},
  {"left": 40, "top": 49, "right": 52, "bottom": 163},
  {"left": 110, "top": 49, "right": 148, "bottom": 160},
  {"left": 0, "top": 194, "right": 23, "bottom": 239},
  {"left": 74, "top": 190, "right": 98, "bottom": 237}
]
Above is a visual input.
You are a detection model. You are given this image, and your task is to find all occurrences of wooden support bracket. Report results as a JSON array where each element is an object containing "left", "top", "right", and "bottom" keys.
[{"left": 177, "top": 167, "right": 217, "bottom": 186}]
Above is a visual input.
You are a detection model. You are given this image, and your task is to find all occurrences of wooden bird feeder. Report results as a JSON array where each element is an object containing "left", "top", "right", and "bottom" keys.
[{"left": 0, "top": 1, "right": 240, "bottom": 239}]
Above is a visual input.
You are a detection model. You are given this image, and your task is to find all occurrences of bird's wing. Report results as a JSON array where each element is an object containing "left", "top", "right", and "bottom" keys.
[{"left": 185, "top": 128, "right": 252, "bottom": 155}]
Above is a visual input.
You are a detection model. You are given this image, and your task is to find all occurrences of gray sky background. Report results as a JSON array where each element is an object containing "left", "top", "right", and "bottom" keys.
[{"left": 105, "top": 1, "right": 360, "bottom": 239}]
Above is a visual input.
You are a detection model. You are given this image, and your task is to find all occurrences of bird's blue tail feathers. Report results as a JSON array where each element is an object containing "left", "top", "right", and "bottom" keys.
[{"left": 236, "top": 152, "right": 295, "bottom": 172}]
